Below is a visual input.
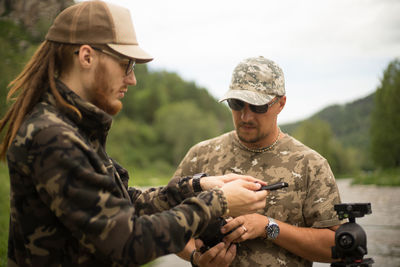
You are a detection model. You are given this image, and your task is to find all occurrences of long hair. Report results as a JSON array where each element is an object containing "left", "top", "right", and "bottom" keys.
[{"left": 0, "top": 40, "right": 81, "bottom": 160}]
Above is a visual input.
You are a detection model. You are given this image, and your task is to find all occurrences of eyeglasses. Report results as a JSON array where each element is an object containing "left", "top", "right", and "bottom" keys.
[
  {"left": 74, "top": 46, "right": 136, "bottom": 76},
  {"left": 227, "top": 97, "right": 281, "bottom": 114}
]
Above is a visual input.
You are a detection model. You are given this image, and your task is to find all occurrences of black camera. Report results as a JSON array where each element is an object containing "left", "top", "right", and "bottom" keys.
[
  {"left": 198, "top": 182, "right": 288, "bottom": 252},
  {"left": 331, "top": 203, "right": 374, "bottom": 267},
  {"left": 198, "top": 217, "right": 234, "bottom": 253}
]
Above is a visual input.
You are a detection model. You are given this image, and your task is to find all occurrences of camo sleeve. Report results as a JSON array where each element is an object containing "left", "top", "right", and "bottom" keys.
[
  {"left": 303, "top": 156, "right": 342, "bottom": 228},
  {"left": 28, "top": 125, "right": 227, "bottom": 265},
  {"left": 112, "top": 159, "right": 195, "bottom": 214}
]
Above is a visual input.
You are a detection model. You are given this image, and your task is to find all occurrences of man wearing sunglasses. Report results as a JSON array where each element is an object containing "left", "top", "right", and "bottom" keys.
[
  {"left": 173, "top": 57, "right": 342, "bottom": 267},
  {"left": 0, "top": 2, "right": 270, "bottom": 266}
]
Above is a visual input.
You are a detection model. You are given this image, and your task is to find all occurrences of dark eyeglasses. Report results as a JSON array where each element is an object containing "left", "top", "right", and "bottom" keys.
[
  {"left": 74, "top": 46, "right": 136, "bottom": 76},
  {"left": 227, "top": 97, "right": 280, "bottom": 114}
]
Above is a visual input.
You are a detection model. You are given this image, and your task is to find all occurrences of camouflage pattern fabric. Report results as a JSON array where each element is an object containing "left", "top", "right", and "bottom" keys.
[
  {"left": 6, "top": 80, "right": 228, "bottom": 267},
  {"left": 173, "top": 131, "right": 342, "bottom": 267},
  {"left": 219, "top": 56, "right": 285, "bottom": 105}
]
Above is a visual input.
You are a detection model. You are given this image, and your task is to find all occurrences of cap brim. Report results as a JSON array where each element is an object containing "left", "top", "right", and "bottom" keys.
[
  {"left": 219, "top": 90, "right": 276, "bottom": 105},
  {"left": 107, "top": 44, "right": 153, "bottom": 63}
]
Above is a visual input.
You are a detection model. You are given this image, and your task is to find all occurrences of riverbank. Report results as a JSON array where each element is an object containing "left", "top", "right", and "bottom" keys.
[{"left": 352, "top": 168, "right": 400, "bottom": 186}]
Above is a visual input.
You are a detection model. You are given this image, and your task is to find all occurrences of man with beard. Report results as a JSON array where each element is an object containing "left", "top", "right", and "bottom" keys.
[
  {"left": 0, "top": 2, "right": 269, "bottom": 266},
  {"left": 173, "top": 57, "right": 343, "bottom": 267}
]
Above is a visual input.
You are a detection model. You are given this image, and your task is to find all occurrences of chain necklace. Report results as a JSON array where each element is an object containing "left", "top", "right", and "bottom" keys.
[{"left": 238, "top": 129, "right": 281, "bottom": 153}]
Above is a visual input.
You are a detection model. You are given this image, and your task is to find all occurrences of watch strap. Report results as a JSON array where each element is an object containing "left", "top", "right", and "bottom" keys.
[{"left": 192, "top": 173, "right": 207, "bottom": 193}]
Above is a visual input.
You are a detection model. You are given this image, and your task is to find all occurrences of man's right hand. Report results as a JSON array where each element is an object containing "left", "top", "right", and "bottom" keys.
[
  {"left": 221, "top": 179, "right": 268, "bottom": 217},
  {"left": 192, "top": 239, "right": 236, "bottom": 267}
]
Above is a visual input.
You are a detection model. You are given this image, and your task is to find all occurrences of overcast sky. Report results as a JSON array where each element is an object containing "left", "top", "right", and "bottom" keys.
[{"left": 102, "top": 0, "right": 399, "bottom": 124}]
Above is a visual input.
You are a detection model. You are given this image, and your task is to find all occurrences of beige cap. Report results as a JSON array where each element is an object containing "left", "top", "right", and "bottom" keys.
[
  {"left": 220, "top": 56, "right": 285, "bottom": 105},
  {"left": 45, "top": 0, "right": 153, "bottom": 63}
]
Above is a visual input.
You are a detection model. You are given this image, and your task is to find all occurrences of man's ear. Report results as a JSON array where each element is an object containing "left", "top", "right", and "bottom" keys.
[
  {"left": 77, "top": 45, "right": 94, "bottom": 68},
  {"left": 277, "top": 96, "right": 286, "bottom": 114}
]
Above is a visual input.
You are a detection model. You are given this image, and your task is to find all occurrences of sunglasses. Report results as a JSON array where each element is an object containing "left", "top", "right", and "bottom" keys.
[
  {"left": 74, "top": 46, "right": 136, "bottom": 76},
  {"left": 227, "top": 97, "right": 280, "bottom": 114}
]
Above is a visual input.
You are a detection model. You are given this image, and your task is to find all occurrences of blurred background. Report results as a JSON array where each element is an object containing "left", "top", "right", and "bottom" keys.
[{"left": 0, "top": 0, "right": 399, "bottom": 266}]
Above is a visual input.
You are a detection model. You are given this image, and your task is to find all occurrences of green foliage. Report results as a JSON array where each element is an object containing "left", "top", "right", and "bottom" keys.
[
  {"left": 107, "top": 117, "right": 160, "bottom": 169},
  {"left": 0, "top": 20, "right": 38, "bottom": 117},
  {"left": 155, "top": 101, "right": 222, "bottom": 165},
  {"left": 352, "top": 168, "right": 400, "bottom": 186},
  {"left": 291, "top": 118, "right": 357, "bottom": 176},
  {"left": 0, "top": 163, "right": 10, "bottom": 266},
  {"left": 370, "top": 59, "right": 400, "bottom": 168},
  {"left": 281, "top": 93, "right": 375, "bottom": 171}
]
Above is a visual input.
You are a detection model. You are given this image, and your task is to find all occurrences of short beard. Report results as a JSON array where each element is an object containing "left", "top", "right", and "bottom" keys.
[
  {"left": 236, "top": 122, "right": 267, "bottom": 146},
  {"left": 237, "top": 129, "right": 263, "bottom": 144},
  {"left": 92, "top": 62, "right": 122, "bottom": 115}
]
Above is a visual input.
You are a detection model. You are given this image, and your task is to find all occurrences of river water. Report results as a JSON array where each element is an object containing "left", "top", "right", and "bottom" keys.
[{"left": 153, "top": 179, "right": 400, "bottom": 267}]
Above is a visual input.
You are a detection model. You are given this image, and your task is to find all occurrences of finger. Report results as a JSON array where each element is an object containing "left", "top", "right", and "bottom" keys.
[
  {"left": 241, "top": 181, "right": 263, "bottom": 191},
  {"left": 253, "top": 189, "right": 268, "bottom": 199},
  {"left": 221, "top": 217, "right": 242, "bottom": 234},
  {"left": 198, "top": 242, "right": 225, "bottom": 265},
  {"left": 226, "top": 243, "right": 237, "bottom": 260},
  {"left": 225, "top": 217, "right": 233, "bottom": 223},
  {"left": 211, "top": 242, "right": 236, "bottom": 266},
  {"left": 223, "top": 227, "right": 244, "bottom": 243},
  {"left": 194, "top": 238, "right": 205, "bottom": 252}
]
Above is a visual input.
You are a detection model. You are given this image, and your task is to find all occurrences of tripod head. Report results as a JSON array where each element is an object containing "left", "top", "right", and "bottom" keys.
[{"left": 331, "top": 203, "right": 374, "bottom": 267}]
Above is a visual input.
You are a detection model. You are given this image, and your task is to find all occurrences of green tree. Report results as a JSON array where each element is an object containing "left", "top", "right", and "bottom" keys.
[
  {"left": 370, "top": 59, "right": 400, "bottom": 168},
  {"left": 107, "top": 117, "right": 160, "bottom": 169},
  {"left": 292, "top": 119, "right": 356, "bottom": 175},
  {"left": 155, "top": 101, "right": 221, "bottom": 165},
  {"left": 0, "top": 20, "right": 37, "bottom": 117}
]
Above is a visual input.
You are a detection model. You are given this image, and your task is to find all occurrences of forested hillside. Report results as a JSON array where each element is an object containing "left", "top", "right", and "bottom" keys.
[
  {"left": 0, "top": 11, "right": 377, "bottom": 178},
  {"left": 1, "top": 0, "right": 397, "bottom": 181},
  {"left": 281, "top": 93, "right": 375, "bottom": 171}
]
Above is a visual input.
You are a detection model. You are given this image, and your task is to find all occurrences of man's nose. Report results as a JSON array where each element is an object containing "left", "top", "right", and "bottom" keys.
[
  {"left": 241, "top": 104, "right": 254, "bottom": 122},
  {"left": 125, "top": 71, "right": 137, "bottom": 86}
]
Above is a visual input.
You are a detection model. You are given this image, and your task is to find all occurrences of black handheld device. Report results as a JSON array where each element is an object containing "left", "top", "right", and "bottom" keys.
[
  {"left": 199, "top": 181, "right": 288, "bottom": 252},
  {"left": 259, "top": 182, "right": 288, "bottom": 191}
]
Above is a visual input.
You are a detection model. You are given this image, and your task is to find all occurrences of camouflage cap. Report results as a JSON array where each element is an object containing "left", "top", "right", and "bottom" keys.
[{"left": 219, "top": 56, "right": 285, "bottom": 105}]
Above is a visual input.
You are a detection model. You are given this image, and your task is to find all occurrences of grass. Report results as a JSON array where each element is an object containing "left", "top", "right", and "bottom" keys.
[
  {"left": 0, "top": 163, "right": 174, "bottom": 266},
  {"left": 127, "top": 167, "right": 175, "bottom": 187},
  {"left": 352, "top": 167, "right": 400, "bottom": 186}
]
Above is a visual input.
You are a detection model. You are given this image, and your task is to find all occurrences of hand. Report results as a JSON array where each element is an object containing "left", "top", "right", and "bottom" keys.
[
  {"left": 192, "top": 239, "right": 236, "bottom": 267},
  {"left": 221, "top": 214, "right": 268, "bottom": 243},
  {"left": 221, "top": 179, "right": 268, "bottom": 217},
  {"left": 200, "top": 173, "right": 267, "bottom": 191}
]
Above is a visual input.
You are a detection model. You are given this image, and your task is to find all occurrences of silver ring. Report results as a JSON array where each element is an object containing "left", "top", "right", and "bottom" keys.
[{"left": 242, "top": 225, "right": 248, "bottom": 233}]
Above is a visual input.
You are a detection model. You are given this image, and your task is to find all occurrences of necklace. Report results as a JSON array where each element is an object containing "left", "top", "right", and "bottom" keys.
[{"left": 238, "top": 129, "right": 281, "bottom": 153}]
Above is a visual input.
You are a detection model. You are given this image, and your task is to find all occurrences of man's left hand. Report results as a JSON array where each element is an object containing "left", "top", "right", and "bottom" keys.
[{"left": 221, "top": 214, "right": 268, "bottom": 243}]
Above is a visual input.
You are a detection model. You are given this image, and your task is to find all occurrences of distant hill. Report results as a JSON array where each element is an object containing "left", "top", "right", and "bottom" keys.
[{"left": 281, "top": 92, "right": 375, "bottom": 153}]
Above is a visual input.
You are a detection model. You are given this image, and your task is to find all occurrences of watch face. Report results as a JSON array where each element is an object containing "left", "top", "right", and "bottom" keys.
[{"left": 267, "top": 222, "right": 280, "bottom": 240}]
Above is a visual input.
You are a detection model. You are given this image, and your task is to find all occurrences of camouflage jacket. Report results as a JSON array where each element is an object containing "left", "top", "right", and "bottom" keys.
[
  {"left": 173, "top": 131, "right": 342, "bottom": 267},
  {"left": 7, "top": 81, "right": 228, "bottom": 267}
]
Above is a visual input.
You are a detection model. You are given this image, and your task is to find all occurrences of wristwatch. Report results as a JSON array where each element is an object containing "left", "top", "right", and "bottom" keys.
[
  {"left": 265, "top": 217, "right": 280, "bottom": 240},
  {"left": 192, "top": 173, "right": 208, "bottom": 193}
]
